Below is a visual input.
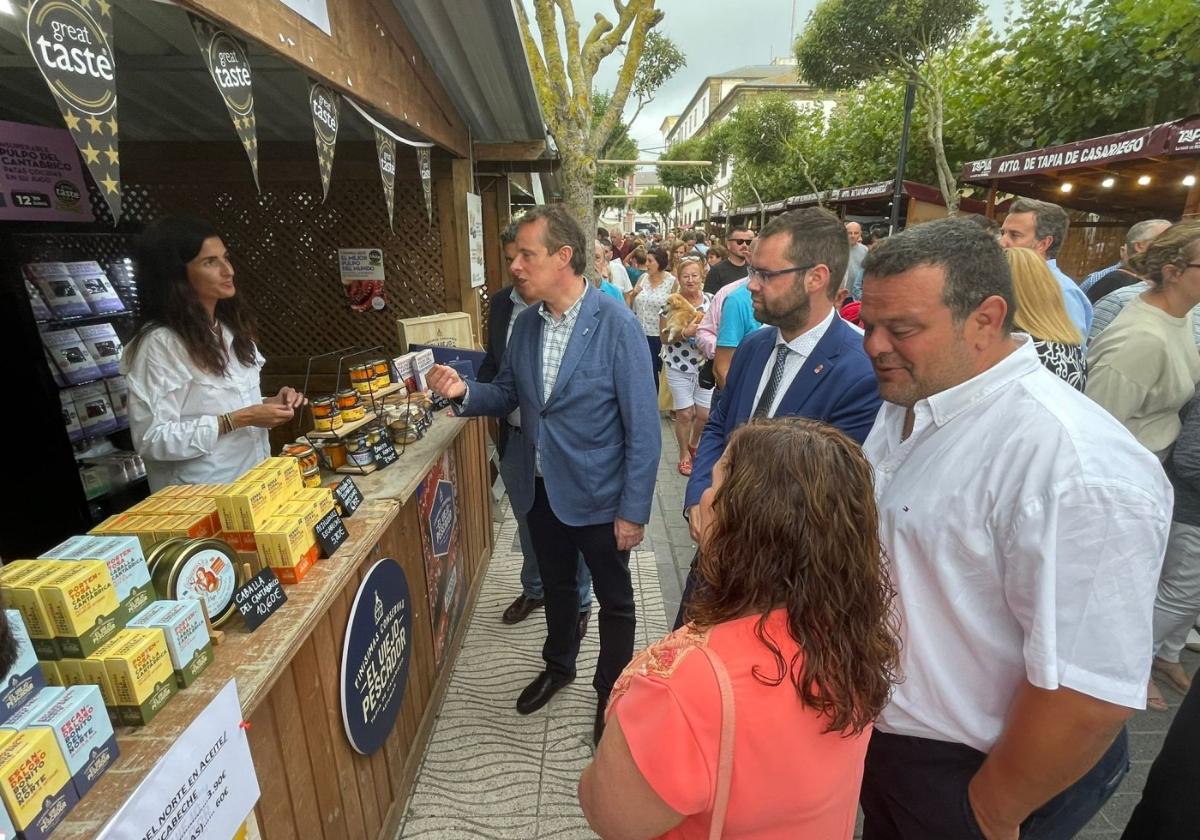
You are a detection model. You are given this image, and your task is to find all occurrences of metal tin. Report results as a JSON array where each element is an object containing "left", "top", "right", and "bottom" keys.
[
  {"left": 149, "top": 538, "right": 239, "bottom": 627},
  {"left": 313, "top": 413, "right": 343, "bottom": 432},
  {"left": 310, "top": 396, "right": 337, "bottom": 418},
  {"left": 335, "top": 389, "right": 360, "bottom": 411}
]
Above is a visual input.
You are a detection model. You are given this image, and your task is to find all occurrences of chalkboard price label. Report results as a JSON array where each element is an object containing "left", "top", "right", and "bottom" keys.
[
  {"left": 233, "top": 567, "right": 287, "bottom": 631},
  {"left": 371, "top": 439, "right": 398, "bottom": 469},
  {"left": 334, "top": 476, "right": 362, "bottom": 517},
  {"left": 316, "top": 508, "right": 349, "bottom": 558}
]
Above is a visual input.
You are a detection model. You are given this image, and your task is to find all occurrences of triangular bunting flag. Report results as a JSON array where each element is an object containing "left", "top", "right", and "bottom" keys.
[
  {"left": 191, "top": 16, "right": 260, "bottom": 191},
  {"left": 417, "top": 147, "right": 432, "bottom": 226},
  {"left": 375, "top": 127, "right": 396, "bottom": 232},
  {"left": 25, "top": 0, "right": 122, "bottom": 222},
  {"left": 308, "top": 80, "right": 339, "bottom": 202}
]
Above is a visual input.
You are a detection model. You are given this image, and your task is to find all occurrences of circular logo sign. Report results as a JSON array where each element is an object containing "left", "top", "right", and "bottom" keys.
[
  {"left": 310, "top": 85, "right": 338, "bottom": 145},
  {"left": 378, "top": 144, "right": 395, "bottom": 178},
  {"left": 341, "top": 558, "right": 412, "bottom": 755},
  {"left": 54, "top": 179, "right": 81, "bottom": 207},
  {"left": 26, "top": 0, "right": 116, "bottom": 117},
  {"left": 207, "top": 32, "right": 253, "bottom": 116}
]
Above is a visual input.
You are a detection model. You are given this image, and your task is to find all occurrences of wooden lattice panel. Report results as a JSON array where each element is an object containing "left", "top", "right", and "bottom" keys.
[{"left": 89, "top": 175, "right": 446, "bottom": 358}]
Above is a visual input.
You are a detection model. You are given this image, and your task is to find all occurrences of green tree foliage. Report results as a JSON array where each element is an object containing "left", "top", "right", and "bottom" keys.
[
  {"left": 724, "top": 96, "right": 828, "bottom": 207},
  {"left": 592, "top": 91, "right": 638, "bottom": 216},
  {"left": 629, "top": 31, "right": 687, "bottom": 126},
  {"left": 635, "top": 186, "right": 674, "bottom": 231},
  {"left": 795, "top": 0, "right": 981, "bottom": 209}
]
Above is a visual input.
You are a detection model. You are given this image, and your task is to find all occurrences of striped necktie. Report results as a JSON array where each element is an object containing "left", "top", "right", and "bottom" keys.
[{"left": 752, "top": 345, "right": 791, "bottom": 419}]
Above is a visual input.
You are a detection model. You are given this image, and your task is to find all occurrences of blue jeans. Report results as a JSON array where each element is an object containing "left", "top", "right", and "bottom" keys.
[{"left": 499, "top": 428, "right": 592, "bottom": 607}]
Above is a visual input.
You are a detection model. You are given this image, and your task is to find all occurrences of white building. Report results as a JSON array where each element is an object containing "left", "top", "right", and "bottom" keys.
[{"left": 661, "top": 58, "right": 837, "bottom": 228}]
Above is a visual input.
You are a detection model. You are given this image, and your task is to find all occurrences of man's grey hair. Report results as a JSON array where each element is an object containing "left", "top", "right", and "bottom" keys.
[
  {"left": 1009, "top": 197, "right": 1070, "bottom": 259},
  {"left": 1126, "top": 219, "right": 1172, "bottom": 252},
  {"left": 862, "top": 217, "right": 1015, "bottom": 332},
  {"left": 501, "top": 221, "right": 520, "bottom": 246}
]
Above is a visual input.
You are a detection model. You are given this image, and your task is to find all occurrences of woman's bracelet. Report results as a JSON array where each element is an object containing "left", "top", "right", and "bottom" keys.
[{"left": 218, "top": 412, "right": 236, "bottom": 434}]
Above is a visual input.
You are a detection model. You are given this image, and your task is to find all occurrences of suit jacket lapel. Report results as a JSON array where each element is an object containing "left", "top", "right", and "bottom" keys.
[
  {"left": 774, "top": 316, "right": 847, "bottom": 416},
  {"left": 545, "top": 286, "right": 600, "bottom": 410},
  {"left": 528, "top": 301, "right": 547, "bottom": 408}
]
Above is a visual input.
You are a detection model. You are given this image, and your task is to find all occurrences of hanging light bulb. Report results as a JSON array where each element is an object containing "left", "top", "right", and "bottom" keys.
[
  {"left": 1185, "top": 175, "right": 1198, "bottom": 188},
  {"left": 1101, "top": 177, "right": 1115, "bottom": 188},
  {"left": 1060, "top": 183, "right": 1073, "bottom": 193},
  {"left": 1137, "top": 175, "right": 1152, "bottom": 186}
]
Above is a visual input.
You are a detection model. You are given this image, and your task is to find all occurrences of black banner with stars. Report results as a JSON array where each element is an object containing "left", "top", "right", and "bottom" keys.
[
  {"left": 24, "top": 0, "right": 122, "bottom": 222},
  {"left": 375, "top": 126, "right": 396, "bottom": 232},
  {"left": 308, "top": 80, "right": 339, "bottom": 202},
  {"left": 417, "top": 146, "right": 432, "bottom": 226},
  {"left": 191, "top": 16, "right": 260, "bottom": 191}
]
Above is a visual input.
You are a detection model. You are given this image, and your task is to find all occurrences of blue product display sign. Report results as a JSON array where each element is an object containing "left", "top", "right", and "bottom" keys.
[
  {"left": 429, "top": 479, "right": 455, "bottom": 557},
  {"left": 340, "top": 558, "right": 412, "bottom": 755}
]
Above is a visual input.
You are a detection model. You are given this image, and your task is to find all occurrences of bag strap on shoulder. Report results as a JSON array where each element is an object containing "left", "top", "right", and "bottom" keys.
[{"left": 697, "top": 644, "right": 735, "bottom": 840}]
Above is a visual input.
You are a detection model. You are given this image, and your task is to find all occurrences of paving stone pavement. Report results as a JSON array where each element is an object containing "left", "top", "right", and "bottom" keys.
[{"left": 399, "top": 419, "right": 1194, "bottom": 837}]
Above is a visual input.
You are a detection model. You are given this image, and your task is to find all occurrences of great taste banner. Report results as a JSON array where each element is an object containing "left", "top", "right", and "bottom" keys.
[
  {"left": 192, "top": 16, "right": 260, "bottom": 191},
  {"left": 24, "top": 0, "right": 122, "bottom": 221}
]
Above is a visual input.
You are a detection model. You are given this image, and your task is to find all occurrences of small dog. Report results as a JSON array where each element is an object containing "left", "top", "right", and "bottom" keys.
[{"left": 663, "top": 293, "right": 703, "bottom": 343}]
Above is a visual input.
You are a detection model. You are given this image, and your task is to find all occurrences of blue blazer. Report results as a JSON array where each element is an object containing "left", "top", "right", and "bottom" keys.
[
  {"left": 685, "top": 315, "right": 881, "bottom": 509},
  {"left": 478, "top": 285, "right": 516, "bottom": 458},
  {"left": 458, "top": 284, "right": 661, "bottom": 526}
]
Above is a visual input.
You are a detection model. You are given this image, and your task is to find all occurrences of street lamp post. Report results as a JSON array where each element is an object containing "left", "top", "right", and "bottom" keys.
[{"left": 890, "top": 80, "right": 917, "bottom": 235}]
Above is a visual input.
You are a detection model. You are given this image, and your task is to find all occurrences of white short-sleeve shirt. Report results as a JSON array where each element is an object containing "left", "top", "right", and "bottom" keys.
[{"left": 864, "top": 336, "right": 1171, "bottom": 752}]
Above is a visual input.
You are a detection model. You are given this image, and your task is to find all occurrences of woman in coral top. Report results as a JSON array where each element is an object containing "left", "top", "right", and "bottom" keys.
[{"left": 579, "top": 418, "right": 901, "bottom": 839}]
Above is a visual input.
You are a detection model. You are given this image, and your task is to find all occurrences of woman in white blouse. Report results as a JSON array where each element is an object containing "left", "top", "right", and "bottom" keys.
[
  {"left": 121, "top": 216, "right": 303, "bottom": 490},
  {"left": 627, "top": 246, "right": 676, "bottom": 393}
]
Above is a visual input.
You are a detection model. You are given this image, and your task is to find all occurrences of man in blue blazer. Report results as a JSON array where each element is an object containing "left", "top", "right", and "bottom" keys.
[
  {"left": 427, "top": 205, "right": 660, "bottom": 743},
  {"left": 678, "top": 208, "right": 882, "bottom": 626},
  {"left": 480, "top": 224, "right": 593, "bottom": 630}
]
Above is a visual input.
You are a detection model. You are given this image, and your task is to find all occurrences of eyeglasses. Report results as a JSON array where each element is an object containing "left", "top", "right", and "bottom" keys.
[
  {"left": 729, "top": 238, "right": 755, "bottom": 245},
  {"left": 748, "top": 263, "right": 815, "bottom": 283},
  {"left": 1186, "top": 263, "right": 1200, "bottom": 270}
]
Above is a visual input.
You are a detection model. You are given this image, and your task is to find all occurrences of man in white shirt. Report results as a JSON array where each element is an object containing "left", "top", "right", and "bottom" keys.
[{"left": 857, "top": 218, "right": 1172, "bottom": 839}]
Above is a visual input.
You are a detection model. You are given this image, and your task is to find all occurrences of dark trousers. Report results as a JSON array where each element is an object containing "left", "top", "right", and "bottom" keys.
[
  {"left": 647, "top": 336, "right": 662, "bottom": 392},
  {"left": 1122, "top": 676, "right": 1200, "bottom": 839},
  {"left": 673, "top": 550, "right": 699, "bottom": 630},
  {"left": 860, "top": 728, "right": 1129, "bottom": 839},
  {"left": 525, "top": 478, "right": 636, "bottom": 700}
]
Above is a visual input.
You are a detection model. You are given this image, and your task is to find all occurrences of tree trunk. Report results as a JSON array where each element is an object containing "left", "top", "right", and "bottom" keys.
[
  {"left": 559, "top": 136, "right": 597, "bottom": 243},
  {"left": 918, "top": 83, "right": 959, "bottom": 213}
]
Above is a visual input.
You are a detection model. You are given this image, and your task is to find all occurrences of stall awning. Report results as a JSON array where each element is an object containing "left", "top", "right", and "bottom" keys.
[{"left": 961, "top": 115, "right": 1200, "bottom": 216}]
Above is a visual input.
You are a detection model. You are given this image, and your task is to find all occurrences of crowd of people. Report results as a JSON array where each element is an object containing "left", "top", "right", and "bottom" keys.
[{"left": 426, "top": 200, "right": 1200, "bottom": 839}]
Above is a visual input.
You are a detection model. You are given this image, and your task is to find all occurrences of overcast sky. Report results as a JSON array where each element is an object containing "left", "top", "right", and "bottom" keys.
[{"left": 547, "top": 0, "right": 1010, "bottom": 162}]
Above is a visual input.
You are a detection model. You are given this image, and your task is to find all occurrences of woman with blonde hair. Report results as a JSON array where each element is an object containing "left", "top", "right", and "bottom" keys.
[
  {"left": 579, "top": 418, "right": 900, "bottom": 839},
  {"left": 1006, "top": 247, "right": 1087, "bottom": 390}
]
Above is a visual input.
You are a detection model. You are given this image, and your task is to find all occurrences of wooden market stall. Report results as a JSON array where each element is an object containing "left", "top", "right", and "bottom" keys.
[
  {"left": 961, "top": 115, "right": 1200, "bottom": 277},
  {"left": 0, "top": 0, "right": 547, "bottom": 836}
]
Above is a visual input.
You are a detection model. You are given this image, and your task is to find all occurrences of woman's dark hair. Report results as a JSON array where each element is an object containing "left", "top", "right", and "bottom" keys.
[
  {"left": 688, "top": 418, "right": 901, "bottom": 735},
  {"left": 647, "top": 247, "right": 670, "bottom": 274},
  {"left": 125, "top": 215, "right": 258, "bottom": 376}
]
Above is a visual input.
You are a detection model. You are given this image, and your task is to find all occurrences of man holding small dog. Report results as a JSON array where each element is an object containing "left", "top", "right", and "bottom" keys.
[{"left": 427, "top": 204, "right": 660, "bottom": 745}]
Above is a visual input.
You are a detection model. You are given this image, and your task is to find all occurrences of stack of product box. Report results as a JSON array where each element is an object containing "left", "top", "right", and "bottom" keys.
[
  {"left": 89, "top": 457, "right": 337, "bottom": 586},
  {"left": 0, "top": 609, "right": 118, "bottom": 840}
]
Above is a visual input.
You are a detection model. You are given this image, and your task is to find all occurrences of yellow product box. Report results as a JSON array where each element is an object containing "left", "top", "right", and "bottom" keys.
[
  {"left": 173, "top": 497, "right": 221, "bottom": 534},
  {"left": 101, "top": 627, "right": 177, "bottom": 726},
  {"left": 290, "top": 486, "right": 335, "bottom": 512},
  {"left": 246, "top": 467, "right": 286, "bottom": 506},
  {"left": 156, "top": 512, "right": 217, "bottom": 542},
  {"left": 74, "top": 654, "right": 119, "bottom": 725},
  {"left": 38, "top": 535, "right": 155, "bottom": 625},
  {"left": 38, "top": 660, "right": 61, "bottom": 687},
  {"left": 37, "top": 561, "right": 122, "bottom": 658},
  {"left": 55, "top": 658, "right": 83, "bottom": 688},
  {"left": 254, "top": 456, "right": 304, "bottom": 496},
  {"left": 88, "top": 513, "right": 132, "bottom": 536},
  {"left": 222, "top": 476, "right": 283, "bottom": 532},
  {"left": 0, "top": 726, "right": 78, "bottom": 839},
  {"left": 3, "top": 562, "right": 62, "bottom": 658},
  {"left": 0, "top": 560, "right": 39, "bottom": 585},
  {"left": 256, "top": 515, "right": 316, "bottom": 585},
  {"left": 139, "top": 498, "right": 178, "bottom": 516},
  {"left": 149, "top": 484, "right": 188, "bottom": 497}
]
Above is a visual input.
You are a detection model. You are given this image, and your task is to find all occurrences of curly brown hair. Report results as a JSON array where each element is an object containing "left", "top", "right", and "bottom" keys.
[{"left": 687, "top": 418, "right": 901, "bottom": 735}]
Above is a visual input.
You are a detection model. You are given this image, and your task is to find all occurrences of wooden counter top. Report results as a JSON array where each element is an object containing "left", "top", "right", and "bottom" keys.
[
  {"left": 56, "top": 498, "right": 400, "bottom": 839},
  {"left": 342, "top": 413, "right": 473, "bottom": 504}
]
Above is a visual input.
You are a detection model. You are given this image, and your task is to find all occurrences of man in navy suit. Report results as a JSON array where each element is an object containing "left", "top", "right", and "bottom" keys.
[
  {"left": 480, "top": 223, "right": 593, "bottom": 632},
  {"left": 676, "top": 207, "right": 882, "bottom": 627},
  {"left": 427, "top": 205, "right": 660, "bottom": 743}
]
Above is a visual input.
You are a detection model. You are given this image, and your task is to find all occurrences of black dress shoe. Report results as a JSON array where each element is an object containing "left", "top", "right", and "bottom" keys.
[
  {"left": 502, "top": 594, "right": 544, "bottom": 625},
  {"left": 577, "top": 608, "right": 591, "bottom": 640},
  {"left": 594, "top": 695, "right": 608, "bottom": 746},
  {"left": 516, "top": 671, "right": 573, "bottom": 715}
]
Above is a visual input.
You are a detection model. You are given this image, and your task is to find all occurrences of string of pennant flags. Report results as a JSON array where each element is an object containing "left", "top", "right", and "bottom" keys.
[{"left": 21, "top": 0, "right": 434, "bottom": 228}]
